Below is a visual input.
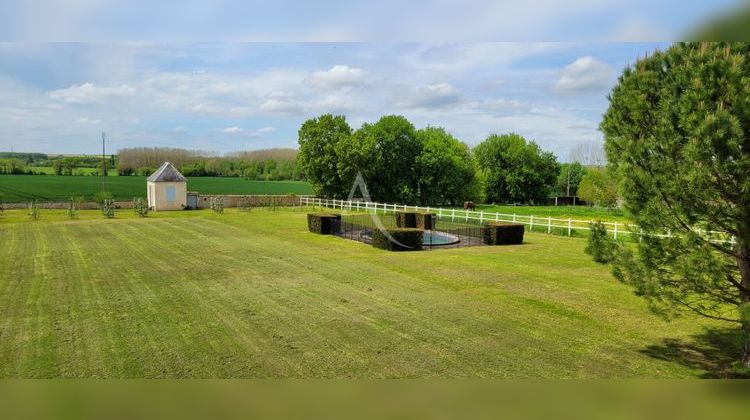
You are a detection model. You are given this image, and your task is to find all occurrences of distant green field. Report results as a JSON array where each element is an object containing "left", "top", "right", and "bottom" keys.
[{"left": 0, "top": 175, "right": 313, "bottom": 202}]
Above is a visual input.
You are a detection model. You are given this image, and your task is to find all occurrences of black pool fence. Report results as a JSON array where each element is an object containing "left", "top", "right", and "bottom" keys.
[{"left": 331, "top": 213, "right": 487, "bottom": 250}]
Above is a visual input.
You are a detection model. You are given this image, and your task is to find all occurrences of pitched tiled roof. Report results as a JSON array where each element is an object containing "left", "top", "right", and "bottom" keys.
[{"left": 147, "top": 162, "right": 187, "bottom": 182}]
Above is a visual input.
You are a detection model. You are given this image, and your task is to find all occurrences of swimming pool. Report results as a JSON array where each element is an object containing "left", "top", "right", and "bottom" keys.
[
  {"left": 359, "top": 229, "right": 460, "bottom": 247},
  {"left": 422, "top": 230, "right": 460, "bottom": 246}
]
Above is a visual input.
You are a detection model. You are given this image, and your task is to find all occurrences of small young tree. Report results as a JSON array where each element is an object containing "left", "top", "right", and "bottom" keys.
[
  {"left": 101, "top": 199, "right": 115, "bottom": 218},
  {"left": 238, "top": 197, "right": 252, "bottom": 213},
  {"left": 66, "top": 196, "right": 81, "bottom": 219},
  {"left": 28, "top": 201, "right": 39, "bottom": 220},
  {"left": 133, "top": 197, "right": 149, "bottom": 217},
  {"left": 585, "top": 221, "right": 618, "bottom": 264},
  {"left": 209, "top": 196, "right": 224, "bottom": 214}
]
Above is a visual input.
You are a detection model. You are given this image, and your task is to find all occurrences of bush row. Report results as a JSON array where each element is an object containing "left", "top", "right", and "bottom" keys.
[
  {"left": 371, "top": 228, "right": 423, "bottom": 251},
  {"left": 482, "top": 222, "right": 524, "bottom": 245},
  {"left": 307, "top": 213, "right": 340, "bottom": 234},
  {"left": 395, "top": 211, "right": 435, "bottom": 230}
]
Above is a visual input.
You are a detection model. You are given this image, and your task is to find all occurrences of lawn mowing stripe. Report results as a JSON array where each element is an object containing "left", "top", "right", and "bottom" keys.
[{"left": 0, "top": 209, "right": 714, "bottom": 378}]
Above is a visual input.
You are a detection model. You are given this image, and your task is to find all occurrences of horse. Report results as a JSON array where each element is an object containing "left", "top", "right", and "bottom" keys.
[{"left": 463, "top": 201, "right": 475, "bottom": 211}]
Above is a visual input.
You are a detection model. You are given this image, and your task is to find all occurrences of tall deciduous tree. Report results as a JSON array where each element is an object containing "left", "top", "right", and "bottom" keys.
[
  {"left": 577, "top": 167, "right": 618, "bottom": 207},
  {"left": 297, "top": 114, "right": 352, "bottom": 198},
  {"left": 555, "top": 162, "right": 586, "bottom": 196},
  {"left": 416, "top": 127, "right": 478, "bottom": 206},
  {"left": 473, "top": 133, "right": 559, "bottom": 203},
  {"left": 601, "top": 42, "right": 750, "bottom": 368}
]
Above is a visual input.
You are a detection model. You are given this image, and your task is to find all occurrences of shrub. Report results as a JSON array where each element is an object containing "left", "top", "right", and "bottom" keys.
[
  {"left": 371, "top": 228, "right": 423, "bottom": 251},
  {"left": 209, "top": 196, "right": 224, "bottom": 214},
  {"left": 238, "top": 197, "right": 252, "bottom": 213},
  {"left": 414, "top": 212, "right": 435, "bottom": 230},
  {"left": 482, "top": 222, "right": 524, "bottom": 245},
  {"left": 133, "top": 197, "right": 149, "bottom": 217},
  {"left": 585, "top": 221, "right": 617, "bottom": 263},
  {"left": 101, "top": 199, "right": 115, "bottom": 218},
  {"left": 395, "top": 211, "right": 417, "bottom": 228},
  {"left": 396, "top": 211, "right": 435, "bottom": 230},
  {"left": 28, "top": 200, "right": 39, "bottom": 220},
  {"left": 66, "top": 196, "right": 82, "bottom": 219},
  {"left": 307, "top": 213, "right": 340, "bottom": 234}
]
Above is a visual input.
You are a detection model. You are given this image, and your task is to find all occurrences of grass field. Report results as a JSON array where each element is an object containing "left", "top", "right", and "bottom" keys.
[
  {"left": 0, "top": 175, "right": 313, "bottom": 202},
  {"left": 0, "top": 207, "right": 734, "bottom": 378},
  {"left": 472, "top": 204, "right": 629, "bottom": 222}
]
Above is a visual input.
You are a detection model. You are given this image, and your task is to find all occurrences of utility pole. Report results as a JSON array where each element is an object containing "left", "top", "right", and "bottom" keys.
[{"left": 101, "top": 131, "right": 107, "bottom": 193}]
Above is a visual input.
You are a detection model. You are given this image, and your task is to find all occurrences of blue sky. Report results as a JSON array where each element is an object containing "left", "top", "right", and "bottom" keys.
[
  {"left": 0, "top": 0, "right": 742, "bottom": 159},
  {"left": 0, "top": 42, "right": 669, "bottom": 159}
]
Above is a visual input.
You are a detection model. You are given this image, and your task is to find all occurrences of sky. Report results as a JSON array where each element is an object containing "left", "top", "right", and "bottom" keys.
[
  {"left": 0, "top": 0, "right": 742, "bottom": 159},
  {"left": 0, "top": 42, "right": 668, "bottom": 159}
]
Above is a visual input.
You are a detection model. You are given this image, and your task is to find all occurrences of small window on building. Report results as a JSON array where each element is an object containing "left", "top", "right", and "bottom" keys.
[{"left": 166, "top": 186, "right": 176, "bottom": 203}]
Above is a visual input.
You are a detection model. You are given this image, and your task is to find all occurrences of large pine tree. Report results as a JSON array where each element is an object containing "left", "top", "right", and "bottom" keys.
[{"left": 601, "top": 42, "right": 750, "bottom": 368}]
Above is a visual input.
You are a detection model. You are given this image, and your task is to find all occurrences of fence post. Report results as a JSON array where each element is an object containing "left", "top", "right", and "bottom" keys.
[
  {"left": 547, "top": 216, "right": 551, "bottom": 234},
  {"left": 495, "top": 212, "right": 499, "bottom": 222},
  {"left": 479, "top": 211, "right": 483, "bottom": 224},
  {"left": 465, "top": 210, "right": 469, "bottom": 222},
  {"left": 614, "top": 222, "right": 618, "bottom": 240},
  {"left": 530, "top": 215, "right": 533, "bottom": 231},
  {"left": 567, "top": 218, "right": 572, "bottom": 236},
  {"left": 513, "top": 214, "right": 516, "bottom": 223}
]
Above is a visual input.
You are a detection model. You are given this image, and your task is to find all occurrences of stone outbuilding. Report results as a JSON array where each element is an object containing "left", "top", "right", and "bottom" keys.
[{"left": 147, "top": 162, "right": 187, "bottom": 211}]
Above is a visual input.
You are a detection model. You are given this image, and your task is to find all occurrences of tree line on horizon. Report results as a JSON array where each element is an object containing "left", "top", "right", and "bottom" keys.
[
  {"left": 116, "top": 147, "right": 302, "bottom": 180},
  {"left": 297, "top": 113, "right": 614, "bottom": 206}
]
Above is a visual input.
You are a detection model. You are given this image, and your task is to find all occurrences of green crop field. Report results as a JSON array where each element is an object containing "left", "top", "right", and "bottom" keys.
[
  {"left": 0, "top": 207, "right": 733, "bottom": 378},
  {"left": 0, "top": 175, "right": 313, "bottom": 202}
]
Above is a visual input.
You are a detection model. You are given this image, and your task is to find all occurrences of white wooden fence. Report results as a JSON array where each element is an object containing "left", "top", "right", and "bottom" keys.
[{"left": 299, "top": 197, "right": 735, "bottom": 246}]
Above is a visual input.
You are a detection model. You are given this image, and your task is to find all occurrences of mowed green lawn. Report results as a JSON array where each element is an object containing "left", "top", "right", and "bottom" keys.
[
  {"left": 472, "top": 204, "right": 630, "bottom": 223},
  {"left": 0, "top": 208, "right": 728, "bottom": 378},
  {"left": 0, "top": 175, "right": 313, "bottom": 202}
]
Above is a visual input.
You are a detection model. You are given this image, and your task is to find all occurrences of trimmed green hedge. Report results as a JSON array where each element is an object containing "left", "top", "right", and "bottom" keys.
[
  {"left": 482, "top": 222, "right": 524, "bottom": 245},
  {"left": 396, "top": 211, "right": 435, "bottom": 230},
  {"left": 371, "top": 228, "right": 423, "bottom": 251},
  {"left": 395, "top": 211, "right": 417, "bottom": 228},
  {"left": 415, "top": 212, "right": 435, "bottom": 230},
  {"left": 307, "top": 213, "right": 340, "bottom": 234}
]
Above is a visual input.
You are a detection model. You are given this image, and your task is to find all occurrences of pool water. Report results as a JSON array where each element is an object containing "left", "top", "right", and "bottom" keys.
[
  {"left": 357, "top": 229, "right": 460, "bottom": 247},
  {"left": 423, "top": 230, "right": 460, "bottom": 246}
]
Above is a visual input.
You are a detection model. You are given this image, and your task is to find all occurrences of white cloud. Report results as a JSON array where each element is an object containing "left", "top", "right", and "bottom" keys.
[
  {"left": 259, "top": 98, "right": 304, "bottom": 115},
  {"left": 77, "top": 117, "right": 101, "bottom": 124},
  {"left": 49, "top": 83, "right": 135, "bottom": 104},
  {"left": 555, "top": 56, "right": 613, "bottom": 91},
  {"left": 476, "top": 98, "right": 531, "bottom": 113},
  {"left": 256, "top": 126, "right": 274, "bottom": 134},
  {"left": 222, "top": 126, "right": 244, "bottom": 133},
  {"left": 395, "top": 82, "right": 461, "bottom": 109},
  {"left": 306, "top": 65, "right": 366, "bottom": 89}
]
